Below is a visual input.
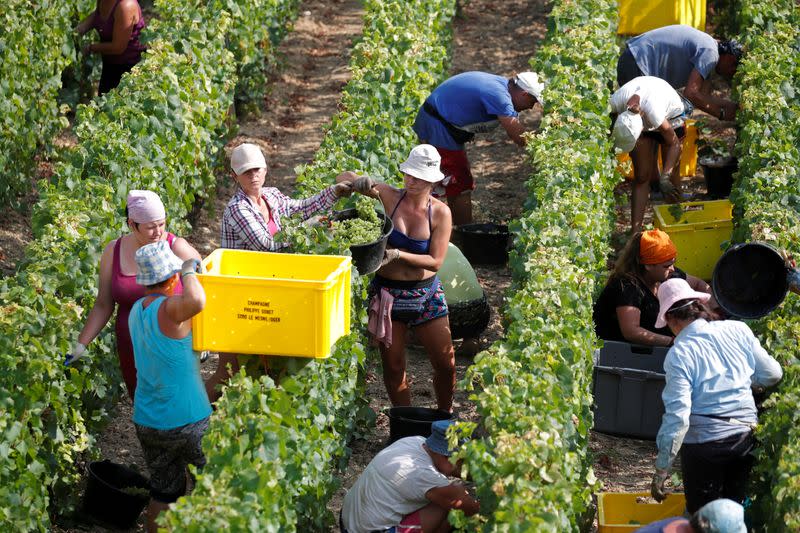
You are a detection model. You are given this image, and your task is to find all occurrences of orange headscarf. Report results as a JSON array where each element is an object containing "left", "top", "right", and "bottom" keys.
[{"left": 639, "top": 229, "right": 677, "bottom": 265}]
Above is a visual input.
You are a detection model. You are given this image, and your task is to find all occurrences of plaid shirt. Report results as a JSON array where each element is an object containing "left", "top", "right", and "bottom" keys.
[{"left": 221, "top": 186, "right": 337, "bottom": 251}]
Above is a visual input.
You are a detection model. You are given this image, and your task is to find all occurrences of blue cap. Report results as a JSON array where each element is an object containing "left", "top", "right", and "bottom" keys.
[
  {"left": 695, "top": 499, "right": 746, "bottom": 533},
  {"left": 425, "top": 419, "right": 455, "bottom": 456}
]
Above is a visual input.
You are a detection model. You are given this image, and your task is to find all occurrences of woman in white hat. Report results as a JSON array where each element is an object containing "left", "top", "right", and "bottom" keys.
[
  {"left": 66, "top": 190, "right": 201, "bottom": 400},
  {"left": 353, "top": 144, "right": 455, "bottom": 413},
  {"left": 650, "top": 278, "right": 782, "bottom": 514}
]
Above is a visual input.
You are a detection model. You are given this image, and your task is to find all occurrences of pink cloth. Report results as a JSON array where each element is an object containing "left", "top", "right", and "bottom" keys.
[
  {"left": 267, "top": 211, "right": 279, "bottom": 237},
  {"left": 368, "top": 288, "right": 394, "bottom": 347},
  {"left": 127, "top": 190, "right": 165, "bottom": 223}
]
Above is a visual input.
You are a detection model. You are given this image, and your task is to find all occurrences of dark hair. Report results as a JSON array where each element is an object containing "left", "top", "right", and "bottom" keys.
[
  {"left": 610, "top": 231, "right": 647, "bottom": 281},
  {"left": 124, "top": 206, "right": 139, "bottom": 230},
  {"left": 665, "top": 298, "right": 713, "bottom": 322},
  {"left": 145, "top": 275, "right": 175, "bottom": 290},
  {"left": 718, "top": 39, "right": 743, "bottom": 60}
]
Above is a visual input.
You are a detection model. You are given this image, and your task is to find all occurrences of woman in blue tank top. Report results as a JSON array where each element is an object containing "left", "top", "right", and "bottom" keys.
[{"left": 353, "top": 145, "right": 455, "bottom": 413}]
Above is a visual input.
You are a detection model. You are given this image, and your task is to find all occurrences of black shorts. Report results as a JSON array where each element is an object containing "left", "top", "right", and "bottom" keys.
[
  {"left": 617, "top": 46, "right": 643, "bottom": 86},
  {"left": 641, "top": 125, "right": 686, "bottom": 143}
]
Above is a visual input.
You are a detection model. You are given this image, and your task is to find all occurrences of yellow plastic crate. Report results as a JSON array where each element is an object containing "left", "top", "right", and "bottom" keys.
[
  {"left": 616, "top": 120, "right": 698, "bottom": 179},
  {"left": 192, "top": 249, "right": 351, "bottom": 358},
  {"left": 618, "top": 0, "right": 706, "bottom": 35},
  {"left": 598, "top": 492, "right": 686, "bottom": 532},
  {"left": 653, "top": 199, "right": 732, "bottom": 281}
]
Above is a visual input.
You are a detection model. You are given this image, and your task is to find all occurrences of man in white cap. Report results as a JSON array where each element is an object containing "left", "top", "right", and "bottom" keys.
[
  {"left": 341, "top": 419, "right": 478, "bottom": 533},
  {"left": 412, "top": 71, "right": 545, "bottom": 225},
  {"left": 634, "top": 498, "right": 747, "bottom": 533},
  {"left": 610, "top": 76, "right": 691, "bottom": 233},
  {"left": 650, "top": 278, "right": 782, "bottom": 514},
  {"left": 128, "top": 241, "right": 211, "bottom": 532}
]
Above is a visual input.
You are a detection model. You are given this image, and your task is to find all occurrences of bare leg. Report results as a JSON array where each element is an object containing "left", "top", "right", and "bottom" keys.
[
  {"left": 205, "top": 353, "right": 239, "bottom": 403},
  {"left": 414, "top": 316, "right": 456, "bottom": 412},
  {"left": 630, "top": 137, "right": 659, "bottom": 233},
  {"left": 379, "top": 321, "right": 411, "bottom": 406},
  {"left": 145, "top": 499, "right": 170, "bottom": 533},
  {"left": 418, "top": 502, "right": 452, "bottom": 533},
  {"left": 447, "top": 191, "right": 472, "bottom": 226}
]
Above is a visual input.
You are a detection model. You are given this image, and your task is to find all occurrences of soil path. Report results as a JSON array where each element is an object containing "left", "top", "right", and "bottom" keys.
[
  {"left": 328, "top": 0, "right": 550, "bottom": 527},
  {"left": 55, "top": 1, "right": 364, "bottom": 531}
]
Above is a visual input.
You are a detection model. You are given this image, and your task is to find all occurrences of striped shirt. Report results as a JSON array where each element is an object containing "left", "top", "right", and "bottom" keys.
[{"left": 220, "top": 186, "right": 337, "bottom": 251}]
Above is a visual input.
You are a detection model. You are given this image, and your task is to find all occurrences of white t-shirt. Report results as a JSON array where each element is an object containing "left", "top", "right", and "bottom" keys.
[
  {"left": 342, "top": 437, "right": 451, "bottom": 533},
  {"left": 610, "top": 76, "right": 685, "bottom": 131}
]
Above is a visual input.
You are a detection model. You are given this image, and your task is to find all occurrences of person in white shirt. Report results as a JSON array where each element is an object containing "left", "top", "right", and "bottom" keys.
[
  {"left": 341, "top": 420, "right": 479, "bottom": 533},
  {"left": 610, "top": 76, "right": 691, "bottom": 233}
]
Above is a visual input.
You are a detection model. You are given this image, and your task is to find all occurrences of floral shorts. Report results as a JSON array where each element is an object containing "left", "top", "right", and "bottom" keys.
[{"left": 371, "top": 275, "right": 448, "bottom": 327}]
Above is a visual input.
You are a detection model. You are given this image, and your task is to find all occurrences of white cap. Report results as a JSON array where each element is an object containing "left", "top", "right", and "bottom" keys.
[
  {"left": 515, "top": 72, "right": 545, "bottom": 104},
  {"left": 612, "top": 111, "right": 643, "bottom": 153},
  {"left": 399, "top": 144, "right": 445, "bottom": 183},
  {"left": 230, "top": 143, "right": 267, "bottom": 176}
]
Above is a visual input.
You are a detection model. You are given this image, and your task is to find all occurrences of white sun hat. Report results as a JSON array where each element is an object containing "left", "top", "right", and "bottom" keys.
[
  {"left": 399, "top": 144, "right": 444, "bottom": 183},
  {"left": 655, "top": 278, "right": 712, "bottom": 328},
  {"left": 515, "top": 71, "right": 545, "bottom": 104},
  {"left": 230, "top": 143, "right": 267, "bottom": 176},
  {"left": 612, "top": 110, "right": 644, "bottom": 153},
  {"left": 134, "top": 241, "right": 183, "bottom": 286}
]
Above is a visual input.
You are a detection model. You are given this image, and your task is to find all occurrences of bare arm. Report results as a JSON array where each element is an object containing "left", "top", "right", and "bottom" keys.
[
  {"left": 617, "top": 306, "right": 673, "bottom": 347},
  {"left": 87, "top": 0, "right": 139, "bottom": 55},
  {"left": 498, "top": 115, "right": 526, "bottom": 147},
  {"left": 161, "top": 271, "right": 206, "bottom": 336},
  {"left": 75, "top": 11, "right": 97, "bottom": 35},
  {"left": 77, "top": 242, "right": 117, "bottom": 346},
  {"left": 656, "top": 120, "right": 682, "bottom": 178},
  {"left": 171, "top": 237, "right": 202, "bottom": 261},
  {"left": 683, "top": 69, "right": 738, "bottom": 120},
  {"left": 426, "top": 483, "right": 480, "bottom": 516}
]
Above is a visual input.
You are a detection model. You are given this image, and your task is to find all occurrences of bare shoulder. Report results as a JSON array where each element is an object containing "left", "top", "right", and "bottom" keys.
[{"left": 430, "top": 196, "right": 452, "bottom": 221}]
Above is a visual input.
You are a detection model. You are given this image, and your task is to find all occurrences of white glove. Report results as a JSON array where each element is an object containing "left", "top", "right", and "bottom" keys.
[{"left": 64, "top": 342, "right": 87, "bottom": 366}]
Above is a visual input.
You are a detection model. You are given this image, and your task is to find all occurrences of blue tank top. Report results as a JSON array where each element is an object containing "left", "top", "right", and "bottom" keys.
[
  {"left": 387, "top": 191, "right": 432, "bottom": 254},
  {"left": 129, "top": 296, "right": 212, "bottom": 430}
]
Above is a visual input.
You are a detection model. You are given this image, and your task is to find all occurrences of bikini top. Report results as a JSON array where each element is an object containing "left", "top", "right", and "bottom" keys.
[{"left": 387, "top": 191, "right": 432, "bottom": 255}]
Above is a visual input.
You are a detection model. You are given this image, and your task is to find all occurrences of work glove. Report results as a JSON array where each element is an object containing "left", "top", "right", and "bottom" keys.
[
  {"left": 650, "top": 468, "right": 670, "bottom": 502},
  {"left": 64, "top": 342, "right": 87, "bottom": 366},
  {"left": 181, "top": 258, "right": 202, "bottom": 277},
  {"left": 333, "top": 181, "right": 354, "bottom": 198},
  {"left": 658, "top": 173, "right": 681, "bottom": 203},
  {"left": 353, "top": 176, "right": 380, "bottom": 199},
  {"left": 380, "top": 248, "right": 401, "bottom": 267}
]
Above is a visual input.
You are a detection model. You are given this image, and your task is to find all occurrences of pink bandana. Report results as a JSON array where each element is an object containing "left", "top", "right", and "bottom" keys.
[{"left": 127, "top": 190, "right": 166, "bottom": 223}]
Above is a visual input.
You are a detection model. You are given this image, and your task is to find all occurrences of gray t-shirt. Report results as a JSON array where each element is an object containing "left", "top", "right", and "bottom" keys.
[
  {"left": 342, "top": 437, "right": 451, "bottom": 533},
  {"left": 627, "top": 25, "right": 719, "bottom": 89}
]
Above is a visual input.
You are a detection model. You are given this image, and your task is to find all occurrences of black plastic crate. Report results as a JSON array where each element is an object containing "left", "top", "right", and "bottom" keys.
[
  {"left": 597, "top": 340, "right": 668, "bottom": 373},
  {"left": 592, "top": 365, "right": 666, "bottom": 440}
]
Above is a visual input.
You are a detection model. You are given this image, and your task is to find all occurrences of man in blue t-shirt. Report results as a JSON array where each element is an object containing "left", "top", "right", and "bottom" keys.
[
  {"left": 617, "top": 25, "right": 742, "bottom": 122},
  {"left": 412, "top": 71, "right": 544, "bottom": 225}
]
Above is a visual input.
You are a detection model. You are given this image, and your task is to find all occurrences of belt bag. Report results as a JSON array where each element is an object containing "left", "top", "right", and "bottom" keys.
[
  {"left": 392, "top": 291, "right": 431, "bottom": 321},
  {"left": 423, "top": 101, "right": 475, "bottom": 145}
]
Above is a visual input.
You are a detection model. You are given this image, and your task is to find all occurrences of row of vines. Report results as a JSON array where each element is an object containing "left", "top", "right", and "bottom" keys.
[
  {"left": 0, "top": 0, "right": 300, "bottom": 529},
  {"left": 452, "top": 0, "right": 619, "bottom": 530},
  {"left": 162, "top": 0, "right": 459, "bottom": 530},
  {"left": 732, "top": 0, "right": 800, "bottom": 530}
]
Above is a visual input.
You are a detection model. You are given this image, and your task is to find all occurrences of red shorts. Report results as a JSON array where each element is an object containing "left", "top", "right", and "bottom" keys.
[
  {"left": 389, "top": 509, "right": 422, "bottom": 532},
  {"left": 434, "top": 147, "right": 474, "bottom": 198}
]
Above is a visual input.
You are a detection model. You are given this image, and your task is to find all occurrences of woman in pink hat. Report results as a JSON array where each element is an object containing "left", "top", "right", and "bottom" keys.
[
  {"left": 650, "top": 277, "right": 782, "bottom": 514},
  {"left": 352, "top": 145, "right": 456, "bottom": 413},
  {"left": 66, "top": 190, "right": 201, "bottom": 400}
]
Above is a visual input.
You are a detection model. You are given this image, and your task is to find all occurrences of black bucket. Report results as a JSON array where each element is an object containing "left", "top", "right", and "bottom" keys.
[
  {"left": 386, "top": 407, "right": 453, "bottom": 444},
  {"left": 700, "top": 156, "right": 738, "bottom": 199},
  {"left": 84, "top": 460, "right": 150, "bottom": 529},
  {"left": 448, "top": 294, "right": 490, "bottom": 340},
  {"left": 712, "top": 242, "right": 789, "bottom": 319},
  {"left": 452, "top": 223, "right": 510, "bottom": 265},
  {"left": 332, "top": 208, "right": 393, "bottom": 275}
]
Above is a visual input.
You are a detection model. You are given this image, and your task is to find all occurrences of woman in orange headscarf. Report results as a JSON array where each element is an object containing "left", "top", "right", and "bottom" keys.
[{"left": 593, "top": 229, "right": 714, "bottom": 346}]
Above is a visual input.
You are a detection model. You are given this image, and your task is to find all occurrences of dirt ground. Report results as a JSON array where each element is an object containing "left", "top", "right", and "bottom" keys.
[{"left": 6, "top": 0, "right": 743, "bottom": 530}]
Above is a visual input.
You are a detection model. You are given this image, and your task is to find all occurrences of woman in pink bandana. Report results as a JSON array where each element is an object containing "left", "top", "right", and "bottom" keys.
[{"left": 67, "top": 190, "right": 201, "bottom": 400}]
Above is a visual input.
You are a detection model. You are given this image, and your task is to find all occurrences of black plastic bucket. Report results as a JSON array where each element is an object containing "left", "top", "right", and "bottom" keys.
[
  {"left": 386, "top": 407, "right": 453, "bottom": 444},
  {"left": 84, "top": 460, "right": 150, "bottom": 529},
  {"left": 448, "top": 294, "right": 490, "bottom": 340},
  {"left": 712, "top": 242, "right": 789, "bottom": 319},
  {"left": 452, "top": 223, "right": 510, "bottom": 265},
  {"left": 332, "top": 208, "right": 393, "bottom": 275},
  {"left": 700, "top": 156, "right": 738, "bottom": 199}
]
